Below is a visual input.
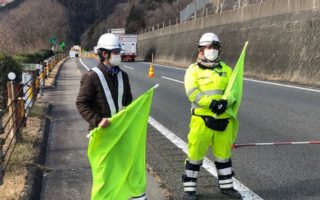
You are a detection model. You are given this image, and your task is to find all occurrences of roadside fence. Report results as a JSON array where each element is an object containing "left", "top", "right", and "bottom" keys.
[{"left": 0, "top": 52, "right": 67, "bottom": 185}]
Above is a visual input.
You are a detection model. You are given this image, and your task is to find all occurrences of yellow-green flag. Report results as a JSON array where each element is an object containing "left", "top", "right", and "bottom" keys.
[
  {"left": 222, "top": 42, "right": 248, "bottom": 137},
  {"left": 87, "top": 88, "right": 154, "bottom": 200}
]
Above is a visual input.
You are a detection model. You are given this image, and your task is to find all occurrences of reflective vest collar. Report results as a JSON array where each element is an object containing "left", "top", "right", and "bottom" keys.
[{"left": 91, "top": 67, "right": 124, "bottom": 116}]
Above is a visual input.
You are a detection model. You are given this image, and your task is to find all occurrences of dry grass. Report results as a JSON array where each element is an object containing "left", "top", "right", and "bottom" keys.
[
  {"left": 146, "top": 163, "right": 172, "bottom": 199},
  {"left": 0, "top": 103, "right": 45, "bottom": 200},
  {"left": 43, "top": 58, "right": 66, "bottom": 88}
]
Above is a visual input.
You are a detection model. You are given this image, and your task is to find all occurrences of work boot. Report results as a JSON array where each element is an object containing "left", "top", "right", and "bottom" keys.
[
  {"left": 182, "top": 192, "right": 197, "bottom": 200},
  {"left": 220, "top": 188, "right": 242, "bottom": 199}
]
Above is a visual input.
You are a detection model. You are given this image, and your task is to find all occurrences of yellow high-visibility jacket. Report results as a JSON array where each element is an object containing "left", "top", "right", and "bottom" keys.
[{"left": 184, "top": 61, "right": 235, "bottom": 119}]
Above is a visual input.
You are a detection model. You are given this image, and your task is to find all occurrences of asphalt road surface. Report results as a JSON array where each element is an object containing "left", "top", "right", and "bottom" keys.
[{"left": 78, "top": 58, "right": 320, "bottom": 200}]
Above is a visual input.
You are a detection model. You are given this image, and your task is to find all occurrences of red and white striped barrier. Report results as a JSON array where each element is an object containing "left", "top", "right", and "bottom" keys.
[{"left": 233, "top": 140, "right": 320, "bottom": 149}]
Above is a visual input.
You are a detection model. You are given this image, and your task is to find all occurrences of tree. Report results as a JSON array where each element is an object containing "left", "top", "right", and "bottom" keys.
[{"left": 125, "top": 5, "right": 146, "bottom": 34}]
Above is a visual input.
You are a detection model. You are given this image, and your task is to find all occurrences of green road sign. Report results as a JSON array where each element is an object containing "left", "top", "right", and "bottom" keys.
[
  {"left": 22, "top": 63, "right": 38, "bottom": 71},
  {"left": 60, "top": 41, "right": 66, "bottom": 50},
  {"left": 49, "top": 37, "right": 57, "bottom": 45}
]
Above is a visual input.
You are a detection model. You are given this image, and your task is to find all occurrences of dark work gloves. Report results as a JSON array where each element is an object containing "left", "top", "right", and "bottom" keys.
[{"left": 210, "top": 99, "right": 227, "bottom": 115}]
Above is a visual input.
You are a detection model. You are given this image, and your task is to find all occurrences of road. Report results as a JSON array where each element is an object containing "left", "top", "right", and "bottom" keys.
[
  {"left": 78, "top": 58, "right": 320, "bottom": 200},
  {"left": 40, "top": 58, "right": 166, "bottom": 200}
]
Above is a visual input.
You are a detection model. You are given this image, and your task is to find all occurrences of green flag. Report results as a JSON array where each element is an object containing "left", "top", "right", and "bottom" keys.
[
  {"left": 88, "top": 87, "right": 154, "bottom": 200},
  {"left": 222, "top": 42, "right": 248, "bottom": 136}
]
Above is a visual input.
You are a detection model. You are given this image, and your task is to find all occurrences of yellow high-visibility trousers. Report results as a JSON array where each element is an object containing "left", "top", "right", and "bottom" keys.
[{"left": 187, "top": 115, "right": 236, "bottom": 162}]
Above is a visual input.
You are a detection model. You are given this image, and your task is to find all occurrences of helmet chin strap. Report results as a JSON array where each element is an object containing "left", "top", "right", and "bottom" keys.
[
  {"left": 197, "top": 56, "right": 220, "bottom": 68},
  {"left": 100, "top": 51, "right": 113, "bottom": 69},
  {"left": 103, "top": 59, "right": 113, "bottom": 69}
]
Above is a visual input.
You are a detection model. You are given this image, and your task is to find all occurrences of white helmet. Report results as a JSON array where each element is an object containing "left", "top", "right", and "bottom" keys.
[
  {"left": 97, "top": 33, "right": 121, "bottom": 51},
  {"left": 198, "top": 32, "right": 220, "bottom": 47}
]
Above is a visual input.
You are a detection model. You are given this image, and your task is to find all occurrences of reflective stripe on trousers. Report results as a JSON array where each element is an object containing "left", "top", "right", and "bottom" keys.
[
  {"left": 130, "top": 193, "right": 147, "bottom": 200},
  {"left": 183, "top": 160, "right": 202, "bottom": 193},
  {"left": 215, "top": 160, "right": 234, "bottom": 189}
]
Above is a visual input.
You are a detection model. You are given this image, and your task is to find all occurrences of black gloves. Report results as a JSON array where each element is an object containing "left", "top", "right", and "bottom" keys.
[{"left": 210, "top": 99, "right": 227, "bottom": 115}]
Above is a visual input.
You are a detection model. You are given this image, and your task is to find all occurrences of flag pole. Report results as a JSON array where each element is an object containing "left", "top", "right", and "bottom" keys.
[
  {"left": 153, "top": 84, "right": 160, "bottom": 89},
  {"left": 233, "top": 140, "right": 320, "bottom": 149}
]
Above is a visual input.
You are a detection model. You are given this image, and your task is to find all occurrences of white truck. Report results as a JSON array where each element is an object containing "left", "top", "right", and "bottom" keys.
[
  {"left": 119, "top": 34, "right": 137, "bottom": 62},
  {"left": 108, "top": 29, "right": 137, "bottom": 62}
]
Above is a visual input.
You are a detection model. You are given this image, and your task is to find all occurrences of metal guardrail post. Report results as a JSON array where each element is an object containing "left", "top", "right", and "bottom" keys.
[
  {"left": 0, "top": 109, "right": 3, "bottom": 134},
  {"left": 17, "top": 97, "right": 25, "bottom": 127},
  {"left": 46, "top": 61, "right": 49, "bottom": 78},
  {"left": 7, "top": 81, "right": 17, "bottom": 137},
  {"left": 0, "top": 143, "right": 3, "bottom": 185},
  {"left": 0, "top": 109, "right": 4, "bottom": 182},
  {"left": 39, "top": 64, "right": 44, "bottom": 96},
  {"left": 49, "top": 58, "right": 52, "bottom": 72}
]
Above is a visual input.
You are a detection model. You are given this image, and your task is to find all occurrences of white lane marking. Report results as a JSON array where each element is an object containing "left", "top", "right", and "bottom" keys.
[
  {"left": 145, "top": 62, "right": 320, "bottom": 93},
  {"left": 143, "top": 62, "right": 186, "bottom": 71},
  {"left": 244, "top": 78, "right": 320, "bottom": 93},
  {"left": 80, "top": 58, "right": 136, "bottom": 71},
  {"left": 123, "top": 65, "right": 135, "bottom": 70},
  {"left": 161, "top": 76, "right": 184, "bottom": 84},
  {"left": 79, "top": 58, "right": 90, "bottom": 71},
  {"left": 148, "top": 116, "right": 263, "bottom": 200}
]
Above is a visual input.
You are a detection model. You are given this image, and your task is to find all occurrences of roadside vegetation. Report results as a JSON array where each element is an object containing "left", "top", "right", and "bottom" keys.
[
  {"left": 0, "top": 104, "right": 45, "bottom": 200},
  {"left": 80, "top": 0, "right": 192, "bottom": 49},
  {"left": 0, "top": 50, "right": 54, "bottom": 109}
]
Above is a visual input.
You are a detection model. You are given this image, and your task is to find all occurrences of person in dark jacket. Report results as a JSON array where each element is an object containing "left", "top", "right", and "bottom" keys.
[
  {"left": 76, "top": 33, "right": 132, "bottom": 131},
  {"left": 76, "top": 33, "right": 148, "bottom": 199}
]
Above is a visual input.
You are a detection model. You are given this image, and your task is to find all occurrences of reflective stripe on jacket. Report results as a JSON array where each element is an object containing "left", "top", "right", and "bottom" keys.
[
  {"left": 76, "top": 63, "right": 132, "bottom": 131},
  {"left": 184, "top": 61, "right": 232, "bottom": 119}
]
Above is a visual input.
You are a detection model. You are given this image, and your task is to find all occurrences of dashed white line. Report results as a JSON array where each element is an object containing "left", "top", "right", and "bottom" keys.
[
  {"left": 161, "top": 76, "right": 184, "bottom": 84},
  {"left": 80, "top": 60, "right": 178, "bottom": 81},
  {"left": 123, "top": 65, "right": 135, "bottom": 70},
  {"left": 80, "top": 58, "right": 136, "bottom": 71},
  {"left": 148, "top": 116, "right": 263, "bottom": 200},
  {"left": 143, "top": 62, "right": 186, "bottom": 71}
]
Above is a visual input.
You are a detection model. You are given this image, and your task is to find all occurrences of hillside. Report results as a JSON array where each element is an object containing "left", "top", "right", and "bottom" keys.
[
  {"left": 0, "top": 0, "right": 69, "bottom": 53},
  {"left": 80, "top": 0, "right": 193, "bottom": 49},
  {"left": 0, "top": 0, "right": 126, "bottom": 53},
  {"left": 0, "top": 0, "right": 191, "bottom": 53},
  {"left": 56, "top": 0, "right": 126, "bottom": 44}
]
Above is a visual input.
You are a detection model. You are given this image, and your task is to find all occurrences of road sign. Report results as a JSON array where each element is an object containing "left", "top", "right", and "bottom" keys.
[
  {"left": 60, "top": 41, "right": 65, "bottom": 50},
  {"left": 22, "top": 63, "right": 38, "bottom": 71},
  {"left": 49, "top": 37, "right": 57, "bottom": 45}
]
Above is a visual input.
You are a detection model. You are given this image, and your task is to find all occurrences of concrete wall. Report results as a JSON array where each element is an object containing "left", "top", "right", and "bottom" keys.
[{"left": 138, "top": 0, "right": 320, "bottom": 86}]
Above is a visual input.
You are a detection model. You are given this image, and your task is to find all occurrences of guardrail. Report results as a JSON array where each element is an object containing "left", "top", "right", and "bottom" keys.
[
  {"left": 80, "top": 52, "right": 98, "bottom": 59},
  {"left": 0, "top": 52, "right": 67, "bottom": 185}
]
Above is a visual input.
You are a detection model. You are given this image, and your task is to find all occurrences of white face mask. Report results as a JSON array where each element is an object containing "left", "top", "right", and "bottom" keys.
[
  {"left": 204, "top": 49, "right": 219, "bottom": 61},
  {"left": 109, "top": 54, "right": 121, "bottom": 66}
]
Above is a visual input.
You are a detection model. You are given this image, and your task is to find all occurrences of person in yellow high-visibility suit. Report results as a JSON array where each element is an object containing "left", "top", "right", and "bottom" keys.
[{"left": 182, "top": 33, "right": 242, "bottom": 200}]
